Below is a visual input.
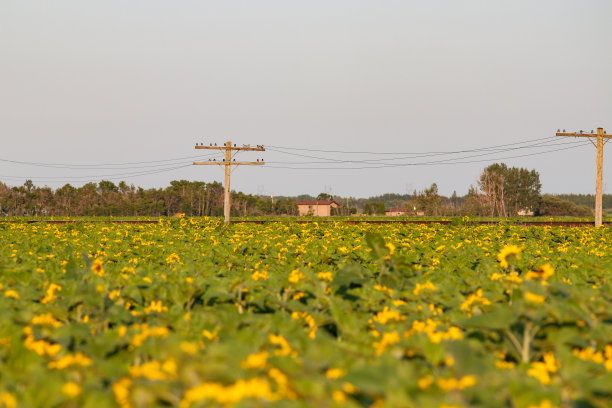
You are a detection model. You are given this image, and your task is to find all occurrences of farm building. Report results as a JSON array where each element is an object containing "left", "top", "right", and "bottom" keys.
[
  {"left": 295, "top": 200, "right": 342, "bottom": 216},
  {"left": 385, "top": 206, "right": 409, "bottom": 216}
]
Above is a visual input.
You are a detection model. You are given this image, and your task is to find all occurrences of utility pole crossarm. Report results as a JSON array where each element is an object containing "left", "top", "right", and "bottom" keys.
[
  {"left": 194, "top": 145, "right": 265, "bottom": 152},
  {"left": 193, "top": 162, "right": 265, "bottom": 165},
  {"left": 556, "top": 132, "right": 612, "bottom": 138}
]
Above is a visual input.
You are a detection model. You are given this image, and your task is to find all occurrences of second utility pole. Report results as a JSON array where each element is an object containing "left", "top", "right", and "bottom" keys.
[
  {"left": 193, "top": 141, "right": 265, "bottom": 223},
  {"left": 556, "top": 127, "right": 610, "bottom": 226}
]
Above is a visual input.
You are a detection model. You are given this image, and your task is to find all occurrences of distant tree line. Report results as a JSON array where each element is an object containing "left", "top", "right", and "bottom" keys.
[
  {"left": 0, "top": 180, "right": 297, "bottom": 217},
  {"left": 1, "top": 163, "right": 599, "bottom": 218},
  {"left": 552, "top": 194, "right": 612, "bottom": 210},
  {"left": 537, "top": 196, "right": 593, "bottom": 217}
]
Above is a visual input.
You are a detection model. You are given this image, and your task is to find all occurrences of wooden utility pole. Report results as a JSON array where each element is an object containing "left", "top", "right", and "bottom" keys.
[
  {"left": 556, "top": 127, "right": 610, "bottom": 226},
  {"left": 193, "top": 141, "right": 265, "bottom": 223}
]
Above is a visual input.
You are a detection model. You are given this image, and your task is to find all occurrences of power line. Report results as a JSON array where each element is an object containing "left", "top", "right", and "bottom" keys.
[
  {"left": 0, "top": 164, "right": 193, "bottom": 183},
  {"left": 0, "top": 152, "right": 219, "bottom": 169},
  {"left": 262, "top": 142, "right": 590, "bottom": 170},
  {"left": 0, "top": 135, "right": 563, "bottom": 170},
  {"left": 0, "top": 136, "right": 556, "bottom": 169},
  {"left": 0, "top": 136, "right": 591, "bottom": 183},
  {"left": 0, "top": 142, "right": 589, "bottom": 181},
  {"left": 266, "top": 135, "right": 557, "bottom": 155},
  {"left": 265, "top": 139, "right": 584, "bottom": 165},
  {"left": 265, "top": 140, "right": 589, "bottom": 168}
]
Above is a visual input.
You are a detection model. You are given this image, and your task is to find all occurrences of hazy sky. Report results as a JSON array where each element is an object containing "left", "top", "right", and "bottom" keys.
[{"left": 1, "top": 1, "right": 611, "bottom": 197}]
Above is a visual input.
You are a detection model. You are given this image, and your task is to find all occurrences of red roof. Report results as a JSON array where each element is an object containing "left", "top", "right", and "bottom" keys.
[
  {"left": 295, "top": 200, "right": 341, "bottom": 206},
  {"left": 386, "top": 206, "right": 408, "bottom": 212}
]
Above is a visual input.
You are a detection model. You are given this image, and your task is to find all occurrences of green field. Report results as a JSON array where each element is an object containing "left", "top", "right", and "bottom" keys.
[{"left": 1, "top": 219, "right": 611, "bottom": 407}]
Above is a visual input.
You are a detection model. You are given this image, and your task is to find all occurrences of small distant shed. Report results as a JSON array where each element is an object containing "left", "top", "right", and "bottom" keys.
[{"left": 295, "top": 200, "right": 342, "bottom": 217}]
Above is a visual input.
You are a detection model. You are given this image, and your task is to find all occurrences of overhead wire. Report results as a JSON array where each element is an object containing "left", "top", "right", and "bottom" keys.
[
  {"left": 0, "top": 135, "right": 559, "bottom": 169},
  {"left": 0, "top": 164, "right": 194, "bottom": 183},
  {"left": 0, "top": 152, "right": 220, "bottom": 170},
  {"left": 0, "top": 151, "right": 226, "bottom": 183},
  {"left": 263, "top": 141, "right": 591, "bottom": 170},
  {"left": 0, "top": 136, "right": 592, "bottom": 183},
  {"left": 266, "top": 135, "right": 560, "bottom": 155},
  {"left": 265, "top": 139, "right": 581, "bottom": 165}
]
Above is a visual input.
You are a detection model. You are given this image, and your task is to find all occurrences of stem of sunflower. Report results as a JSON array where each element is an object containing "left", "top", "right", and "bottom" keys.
[
  {"left": 521, "top": 321, "right": 533, "bottom": 363},
  {"left": 504, "top": 329, "right": 523, "bottom": 361}
]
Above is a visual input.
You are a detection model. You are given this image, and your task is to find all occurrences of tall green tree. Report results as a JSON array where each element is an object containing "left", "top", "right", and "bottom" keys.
[
  {"left": 413, "top": 183, "right": 441, "bottom": 215},
  {"left": 478, "top": 163, "right": 541, "bottom": 216},
  {"left": 364, "top": 202, "right": 386, "bottom": 215},
  {"left": 316, "top": 193, "right": 334, "bottom": 201}
]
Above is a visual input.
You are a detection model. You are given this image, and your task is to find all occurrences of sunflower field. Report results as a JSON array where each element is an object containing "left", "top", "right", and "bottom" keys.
[{"left": 1, "top": 219, "right": 611, "bottom": 408}]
